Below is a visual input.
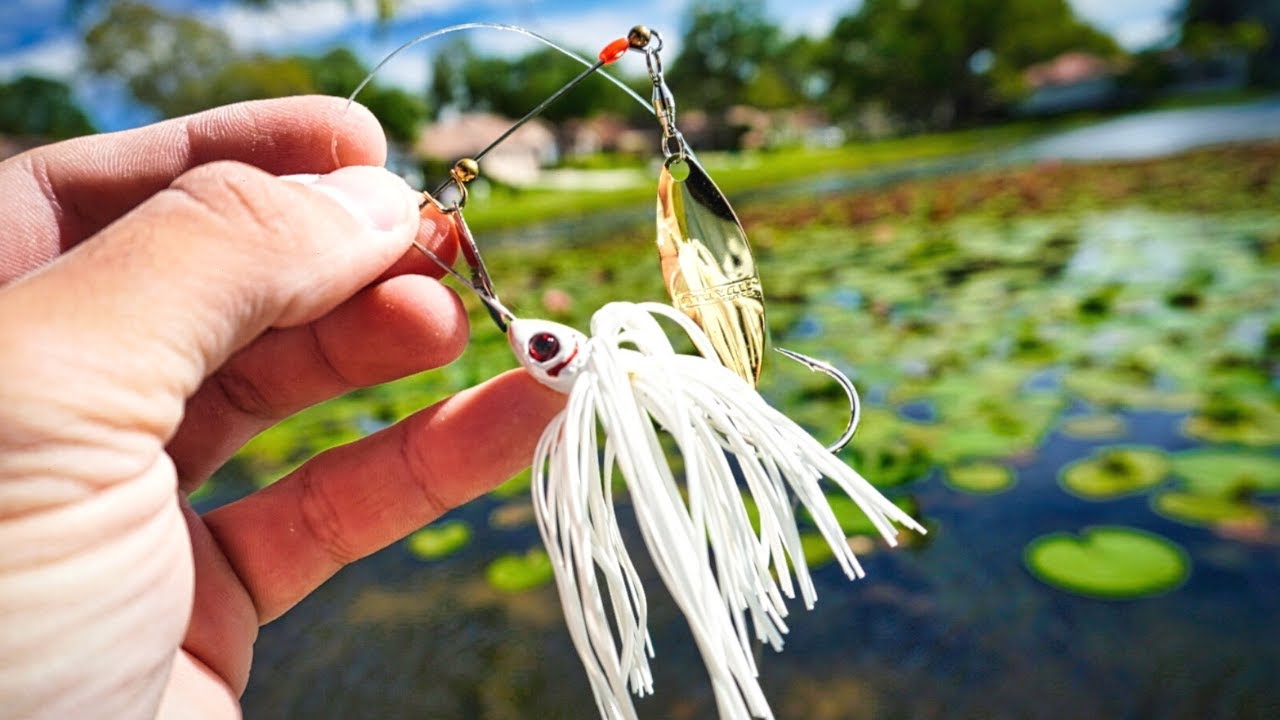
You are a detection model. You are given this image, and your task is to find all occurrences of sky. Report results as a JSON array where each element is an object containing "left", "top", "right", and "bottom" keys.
[{"left": 0, "top": 0, "right": 1185, "bottom": 131}]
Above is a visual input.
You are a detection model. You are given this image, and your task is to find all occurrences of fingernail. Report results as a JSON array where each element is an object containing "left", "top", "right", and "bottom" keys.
[{"left": 304, "top": 166, "right": 419, "bottom": 233}]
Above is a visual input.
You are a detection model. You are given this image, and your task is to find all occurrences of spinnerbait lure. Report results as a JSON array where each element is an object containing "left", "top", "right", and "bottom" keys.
[{"left": 353, "top": 24, "right": 926, "bottom": 720}]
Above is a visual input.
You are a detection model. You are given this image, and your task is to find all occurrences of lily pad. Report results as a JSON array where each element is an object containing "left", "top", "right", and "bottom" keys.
[
  {"left": 1150, "top": 491, "right": 1266, "bottom": 528},
  {"left": 1059, "top": 446, "right": 1169, "bottom": 500},
  {"left": 1059, "top": 414, "right": 1128, "bottom": 440},
  {"left": 406, "top": 521, "right": 472, "bottom": 560},
  {"left": 486, "top": 549, "right": 554, "bottom": 593},
  {"left": 1169, "top": 449, "right": 1280, "bottom": 498},
  {"left": 945, "top": 462, "right": 1016, "bottom": 494},
  {"left": 800, "top": 531, "right": 836, "bottom": 568},
  {"left": 1182, "top": 393, "right": 1280, "bottom": 446},
  {"left": 1023, "top": 526, "right": 1190, "bottom": 599},
  {"left": 806, "top": 495, "right": 919, "bottom": 536},
  {"left": 489, "top": 470, "right": 533, "bottom": 499}
]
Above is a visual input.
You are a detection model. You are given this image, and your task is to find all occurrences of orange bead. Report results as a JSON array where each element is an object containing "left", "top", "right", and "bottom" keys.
[{"left": 598, "top": 37, "right": 630, "bottom": 64}]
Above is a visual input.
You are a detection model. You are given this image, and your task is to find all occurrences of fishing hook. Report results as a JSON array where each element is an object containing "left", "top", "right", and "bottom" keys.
[{"left": 774, "top": 347, "right": 861, "bottom": 453}]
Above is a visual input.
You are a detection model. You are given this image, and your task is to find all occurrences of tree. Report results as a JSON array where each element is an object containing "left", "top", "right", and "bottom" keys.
[
  {"left": 84, "top": 1, "right": 236, "bottom": 118},
  {"left": 302, "top": 48, "right": 427, "bottom": 143},
  {"left": 1178, "top": 0, "right": 1277, "bottom": 85},
  {"left": 83, "top": 3, "right": 426, "bottom": 142},
  {"left": 820, "top": 0, "right": 1120, "bottom": 130},
  {"left": 427, "top": 42, "right": 647, "bottom": 123},
  {"left": 669, "top": 0, "right": 783, "bottom": 114},
  {"left": 0, "top": 76, "right": 96, "bottom": 139}
]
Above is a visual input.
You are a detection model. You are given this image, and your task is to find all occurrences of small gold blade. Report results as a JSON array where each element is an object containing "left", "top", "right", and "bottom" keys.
[{"left": 656, "top": 156, "right": 766, "bottom": 386}]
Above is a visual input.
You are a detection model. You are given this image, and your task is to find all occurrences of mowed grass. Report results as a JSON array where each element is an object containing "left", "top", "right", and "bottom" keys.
[{"left": 461, "top": 122, "right": 1052, "bottom": 231}]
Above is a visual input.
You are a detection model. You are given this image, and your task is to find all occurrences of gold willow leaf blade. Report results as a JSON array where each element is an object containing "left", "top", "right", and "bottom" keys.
[{"left": 656, "top": 157, "right": 767, "bottom": 386}]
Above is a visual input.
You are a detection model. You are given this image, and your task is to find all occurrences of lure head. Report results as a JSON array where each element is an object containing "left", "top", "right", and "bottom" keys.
[{"left": 508, "top": 319, "right": 589, "bottom": 394}]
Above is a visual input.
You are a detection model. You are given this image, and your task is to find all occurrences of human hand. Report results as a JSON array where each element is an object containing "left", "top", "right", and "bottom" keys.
[{"left": 0, "top": 96, "right": 565, "bottom": 719}]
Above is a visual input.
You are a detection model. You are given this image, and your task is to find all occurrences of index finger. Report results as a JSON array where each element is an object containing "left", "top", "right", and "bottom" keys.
[{"left": 0, "top": 95, "right": 388, "bottom": 284}]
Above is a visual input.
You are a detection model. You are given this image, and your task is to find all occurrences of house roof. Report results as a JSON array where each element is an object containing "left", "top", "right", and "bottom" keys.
[
  {"left": 416, "top": 112, "right": 555, "bottom": 160},
  {"left": 1024, "top": 52, "right": 1113, "bottom": 89}
]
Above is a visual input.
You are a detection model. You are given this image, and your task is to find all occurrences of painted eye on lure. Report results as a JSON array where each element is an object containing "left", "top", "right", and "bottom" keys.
[
  {"left": 528, "top": 332, "right": 559, "bottom": 361},
  {"left": 507, "top": 319, "right": 588, "bottom": 393}
]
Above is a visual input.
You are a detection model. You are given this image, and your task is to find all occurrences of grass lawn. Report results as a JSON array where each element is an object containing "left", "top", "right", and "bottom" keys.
[{"left": 460, "top": 121, "right": 1054, "bottom": 231}]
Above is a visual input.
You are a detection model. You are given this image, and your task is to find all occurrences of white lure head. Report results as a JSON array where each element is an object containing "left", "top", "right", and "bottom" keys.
[{"left": 508, "top": 318, "right": 590, "bottom": 394}]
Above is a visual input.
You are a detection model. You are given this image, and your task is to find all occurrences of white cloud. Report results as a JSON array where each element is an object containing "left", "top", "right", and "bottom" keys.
[
  {"left": 768, "top": 0, "right": 858, "bottom": 38},
  {"left": 1068, "top": 0, "right": 1181, "bottom": 50},
  {"left": 354, "top": 36, "right": 434, "bottom": 92},
  {"left": 1112, "top": 16, "right": 1178, "bottom": 50},
  {"left": 207, "top": 0, "right": 363, "bottom": 50},
  {"left": 0, "top": 35, "right": 83, "bottom": 81}
]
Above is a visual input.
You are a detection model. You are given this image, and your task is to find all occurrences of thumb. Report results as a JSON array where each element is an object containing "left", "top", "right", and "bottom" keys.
[{"left": 0, "top": 161, "right": 422, "bottom": 473}]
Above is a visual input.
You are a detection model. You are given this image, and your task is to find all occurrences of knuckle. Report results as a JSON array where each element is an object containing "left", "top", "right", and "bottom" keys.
[
  {"left": 399, "top": 424, "right": 452, "bottom": 522},
  {"left": 211, "top": 362, "right": 277, "bottom": 420},
  {"left": 296, "top": 462, "right": 360, "bottom": 568},
  {"left": 167, "top": 161, "right": 302, "bottom": 251}
]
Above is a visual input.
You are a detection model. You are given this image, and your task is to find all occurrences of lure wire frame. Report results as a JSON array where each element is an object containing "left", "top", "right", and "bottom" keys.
[{"left": 351, "top": 23, "right": 861, "bottom": 451}]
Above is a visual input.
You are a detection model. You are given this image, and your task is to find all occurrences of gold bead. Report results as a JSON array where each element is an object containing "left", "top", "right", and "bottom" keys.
[
  {"left": 628, "top": 25, "right": 652, "bottom": 49},
  {"left": 451, "top": 158, "right": 479, "bottom": 184}
]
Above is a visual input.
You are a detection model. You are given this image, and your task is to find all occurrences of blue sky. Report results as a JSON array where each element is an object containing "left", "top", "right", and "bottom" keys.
[{"left": 0, "top": 0, "right": 1184, "bottom": 131}]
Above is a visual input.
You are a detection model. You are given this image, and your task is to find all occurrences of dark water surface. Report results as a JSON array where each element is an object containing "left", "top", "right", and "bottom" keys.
[{"left": 227, "top": 406, "right": 1280, "bottom": 720}]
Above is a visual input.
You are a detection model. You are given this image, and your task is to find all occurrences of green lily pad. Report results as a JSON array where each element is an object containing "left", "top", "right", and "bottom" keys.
[
  {"left": 1063, "top": 368, "right": 1197, "bottom": 412},
  {"left": 1182, "top": 393, "right": 1280, "bottom": 446},
  {"left": 486, "top": 549, "right": 554, "bottom": 593},
  {"left": 806, "top": 495, "right": 919, "bottom": 536},
  {"left": 489, "top": 470, "right": 532, "bottom": 499},
  {"left": 1150, "top": 491, "right": 1266, "bottom": 527},
  {"left": 740, "top": 494, "right": 761, "bottom": 534},
  {"left": 405, "top": 521, "right": 472, "bottom": 560},
  {"left": 945, "top": 462, "right": 1016, "bottom": 494},
  {"left": 1169, "top": 449, "right": 1280, "bottom": 498},
  {"left": 1024, "top": 526, "right": 1190, "bottom": 599},
  {"left": 1059, "top": 414, "right": 1128, "bottom": 440},
  {"left": 800, "top": 531, "right": 836, "bottom": 568},
  {"left": 1059, "top": 446, "right": 1169, "bottom": 500}
]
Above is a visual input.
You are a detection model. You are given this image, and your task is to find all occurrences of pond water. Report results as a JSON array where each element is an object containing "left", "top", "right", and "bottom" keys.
[
  {"left": 234, "top": 410, "right": 1280, "bottom": 719},
  {"left": 1017, "top": 97, "right": 1280, "bottom": 162},
  {"left": 204, "top": 142, "right": 1280, "bottom": 718}
]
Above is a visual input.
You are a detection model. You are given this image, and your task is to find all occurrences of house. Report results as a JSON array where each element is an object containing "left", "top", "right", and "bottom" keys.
[
  {"left": 725, "top": 105, "right": 846, "bottom": 150},
  {"left": 1019, "top": 52, "right": 1118, "bottom": 115},
  {"left": 416, "top": 112, "right": 558, "bottom": 187},
  {"left": 559, "top": 113, "right": 651, "bottom": 157}
]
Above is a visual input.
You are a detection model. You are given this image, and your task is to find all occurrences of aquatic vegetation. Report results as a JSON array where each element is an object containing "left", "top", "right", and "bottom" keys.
[
  {"left": 1059, "top": 413, "right": 1128, "bottom": 440},
  {"left": 233, "top": 138, "right": 1280, "bottom": 720},
  {"left": 945, "top": 462, "right": 1016, "bottom": 494},
  {"left": 486, "top": 549, "right": 555, "bottom": 593},
  {"left": 800, "top": 532, "right": 837, "bottom": 568},
  {"left": 1182, "top": 391, "right": 1280, "bottom": 446},
  {"left": 805, "top": 494, "right": 920, "bottom": 536},
  {"left": 1168, "top": 449, "right": 1280, "bottom": 498},
  {"left": 488, "top": 502, "right": 537, "bottom": 530},
  {"left": 1150, "top": 491, "right": 1266, "bottom": 528},
  {"left": 405, "top": 521, "right": 473, "bottom": 560},
  {"left": 1024, "top": 526, "right": 1190, "bottom": 599},
  {"left": 1059, "top": 446, "right": 1170, "bottom": 500},
  {"left": 489, "top": 470, "right": 533, "bottom": 499}
]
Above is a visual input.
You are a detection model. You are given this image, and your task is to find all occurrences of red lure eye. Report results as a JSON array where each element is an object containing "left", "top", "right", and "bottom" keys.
[{"left": 528, "top": 332, "right": 561, "bottom": 362}]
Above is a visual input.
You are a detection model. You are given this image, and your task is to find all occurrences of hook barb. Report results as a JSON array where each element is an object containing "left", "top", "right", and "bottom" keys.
[{"left": 774, "top": 347, "right": 861, "bottom": 453}]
